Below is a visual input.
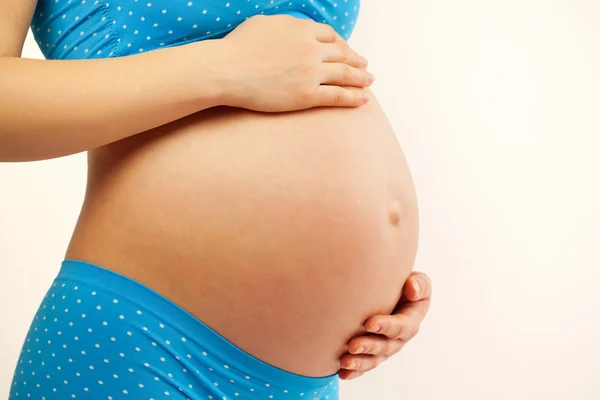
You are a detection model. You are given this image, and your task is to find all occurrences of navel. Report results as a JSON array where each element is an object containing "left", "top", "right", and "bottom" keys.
[{"left": 388, "top": 200, "right": 402, "bottom": 226}]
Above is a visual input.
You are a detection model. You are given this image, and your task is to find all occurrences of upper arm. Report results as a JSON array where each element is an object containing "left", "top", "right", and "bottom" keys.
[{"left": 0, "top": 0, "right": 38, "bottom": 57}]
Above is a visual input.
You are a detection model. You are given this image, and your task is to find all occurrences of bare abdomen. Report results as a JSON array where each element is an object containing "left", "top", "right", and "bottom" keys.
[{"left": 66, "top": 89, "right": 419, "bottom": 377}]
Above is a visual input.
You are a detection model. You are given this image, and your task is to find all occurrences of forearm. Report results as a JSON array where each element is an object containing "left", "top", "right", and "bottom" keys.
[{"left": 0, "top": 40, "right": 226, "bottom": 162}]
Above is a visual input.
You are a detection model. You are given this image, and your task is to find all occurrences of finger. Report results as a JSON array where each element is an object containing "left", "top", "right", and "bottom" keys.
[
  {"left": 340, "top": 353, "right": 388, "bottom": 372},
  {"left": 339, "top": 369, "right": 365, "bottom": 380},
  {"left": 402, "top": 272, "right": 432, "bottom": 302},
  {"left": 320, "top": 43, "right": 367, "bottom": 68},
  {"left": 394, "top": 296, "right": 431, "bottom": 326},
  {"left": 364, "top": 313, "right": 421, "bottom": 341},
  {"left": 321, "top": 63, "right": 374, "bottom": 88},
  {"left": 347, "top": 335, "right": 405, "bottom": 357},
  {"left": 312, "top": 21, "right": 342, "bottom": 44},
  {"left": 313, "top": 85, "right": 369, "bottom": 108}
]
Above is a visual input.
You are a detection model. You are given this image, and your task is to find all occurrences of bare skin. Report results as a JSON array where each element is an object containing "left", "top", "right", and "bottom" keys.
[
  {"left": 1, "top": 0, "right": 433, "bottom": 382},
  {"left": 66, "top": 87, "right": 420, "bottom": 377}
]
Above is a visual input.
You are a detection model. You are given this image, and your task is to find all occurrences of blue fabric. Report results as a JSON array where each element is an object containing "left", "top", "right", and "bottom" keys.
[
  {"left": 30, "top": 0, "right": 361, "bottom": 60},
  {"left": 9, "top": 259, "right": 339, "bottom": 399}
]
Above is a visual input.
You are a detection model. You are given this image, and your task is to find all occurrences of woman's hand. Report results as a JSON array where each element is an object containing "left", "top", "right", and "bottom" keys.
[
  {"left": 215, "top": 14, "right": 374, "bottom": 111},
  {"left": 338, "top": 272, "right": 432, "bottom": 380}
]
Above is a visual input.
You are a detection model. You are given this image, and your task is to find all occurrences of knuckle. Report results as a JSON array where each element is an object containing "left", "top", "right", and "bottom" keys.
[
  {"left": 302, "top": 17, "right": 314, "bottom": 27},
  {"left": 349, "top": 90, "right": 361, "bottom": 106},
  {"left": 329, "top": 26, "right": 337, "bottom": 40},
  {"left": 298, "top": 19, "right": 312, "bottom": 32},
  {"left": 381, "top": 341, "right": 393, "bottom": 355},
  {"left": 302, "top": 61, "right": 318, "bottom": 76},
  {"left": 333, "top": 90, "right": 345, "bottom": 105},
  {"left": 296, "top": 85, "right": 315, "bottom": 103},
  {"left": 345, "top": 47, "right": 356, "bottom": 62},
  {"left": 394, "top": 325, "right": 405, "bottom": 340},
  {"left": 341, "top": 46, "right": 351, "bottom": 62},
  {"left": 377, "top": 321, "right": 388, "bottom": 333},
  {"left": 342, "top": 65, "right": 352, "bottom": 82},
  {"left": 304, "top": 44, "right": 321, "bottom": 61},
  {"left": 307, "top": 40, "right": 321, "bottom": 52},
  {"left": 308, "top": 42, "right": 324, "bottom": 59}
]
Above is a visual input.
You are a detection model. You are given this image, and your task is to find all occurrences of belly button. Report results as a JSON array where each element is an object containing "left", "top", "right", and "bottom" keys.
[{"left": 388, "top": 200, "right": 402, "bottom": 226}]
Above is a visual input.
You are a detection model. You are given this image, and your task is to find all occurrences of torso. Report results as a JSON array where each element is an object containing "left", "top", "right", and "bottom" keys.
[
  {"left": 65, "top": 91, "right": 419, "bottom": 376},
  {"left": 35, "top": 0, "right": 420, "bottom": 378}
]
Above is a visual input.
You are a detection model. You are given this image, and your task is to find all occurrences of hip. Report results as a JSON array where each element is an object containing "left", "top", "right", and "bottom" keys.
[{"left": 9, "top": 259, "right": 340, "bottom": 400}]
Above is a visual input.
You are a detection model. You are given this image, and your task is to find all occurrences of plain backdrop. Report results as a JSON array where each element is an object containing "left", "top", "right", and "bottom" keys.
[{"left": 2, "top": 1, "right": 599, "bottom": 399}]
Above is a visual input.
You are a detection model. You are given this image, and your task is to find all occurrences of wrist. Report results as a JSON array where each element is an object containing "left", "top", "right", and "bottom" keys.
[{"left": 182, "top": 38, "right": 242, "bottom": 109}]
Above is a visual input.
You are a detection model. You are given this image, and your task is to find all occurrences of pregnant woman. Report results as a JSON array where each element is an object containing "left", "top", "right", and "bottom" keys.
[{"left": 2, "top": 0, "right": 432, "bottom": 399}]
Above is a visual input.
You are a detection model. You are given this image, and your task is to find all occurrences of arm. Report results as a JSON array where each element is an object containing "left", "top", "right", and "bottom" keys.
[
  {"left": 0, "top": 42, "right": 227, "bottom": 162},
  {"left": 1, "top": 0, "right": 373, "bottom": 162},
  {"left": 0, "top": 0, "right": 231, "bottom": 161}
]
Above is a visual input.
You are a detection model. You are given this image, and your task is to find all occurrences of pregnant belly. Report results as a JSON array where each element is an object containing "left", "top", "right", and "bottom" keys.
[{"left": 66, "top": 89, "right": 419, "bottom": 377}]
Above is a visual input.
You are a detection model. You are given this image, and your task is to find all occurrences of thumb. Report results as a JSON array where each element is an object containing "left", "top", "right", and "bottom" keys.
[{"left": 402, "top": 272, "right": 432, "bottom": 302}]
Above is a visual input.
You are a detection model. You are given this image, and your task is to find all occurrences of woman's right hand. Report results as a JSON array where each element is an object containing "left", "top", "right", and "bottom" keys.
[{"left": 212, "top": 14, "right": 374, "bottom": 112}]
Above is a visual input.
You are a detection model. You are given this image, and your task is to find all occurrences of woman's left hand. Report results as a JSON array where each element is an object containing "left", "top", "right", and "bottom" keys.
[{"left": 338, "top": 271, "right": 432, "bottom": 380}]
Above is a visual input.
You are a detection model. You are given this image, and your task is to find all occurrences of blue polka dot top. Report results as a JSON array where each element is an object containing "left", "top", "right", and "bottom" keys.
[{"left": 30, "top": 0, "right": 361, "bottom": 60}]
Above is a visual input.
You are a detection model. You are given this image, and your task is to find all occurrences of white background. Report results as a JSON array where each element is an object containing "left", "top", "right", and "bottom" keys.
[{"left": 2, "top": 1, "right": 599, "bottom": 399}]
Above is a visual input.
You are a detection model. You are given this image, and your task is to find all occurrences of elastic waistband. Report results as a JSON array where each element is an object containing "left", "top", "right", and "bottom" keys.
[{"left": 58, "top": 259, "right": 338, "bottom": 391}]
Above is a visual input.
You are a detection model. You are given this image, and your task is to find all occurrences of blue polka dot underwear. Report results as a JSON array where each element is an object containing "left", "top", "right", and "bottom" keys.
[{"left": 9, "top": 260, "right": 339, "bottom": 400}]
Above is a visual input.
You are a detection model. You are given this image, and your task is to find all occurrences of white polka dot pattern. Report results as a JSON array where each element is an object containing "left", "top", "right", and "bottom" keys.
[
  {"left": 30, "top": 0, "right": 361, "bottom": 60},
  {"left": 8, "top": 260, "right": 340, "bottom": 399}
]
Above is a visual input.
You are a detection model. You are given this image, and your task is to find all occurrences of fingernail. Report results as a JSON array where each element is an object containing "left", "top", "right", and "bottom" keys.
[
  {"left": 348, "top": 362, "right": 357, "bottom": 370},
  {"left": 414, "top": 279, "right": 422, "bottom": 295},
  {"left": 368, "top": 324, "right": 381, "bottom": 333},
  {"left": 355, "top": 346, "right": 365, "bottom": 354},
  {"left": 362, "top": 94, "right": 370, "bottom": 104},
  {"left": 359, "top": 56, "right": 368, "bottom": 68},
  {"left": 366, "top": 72, "right": 375, "bottom": 84}
]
